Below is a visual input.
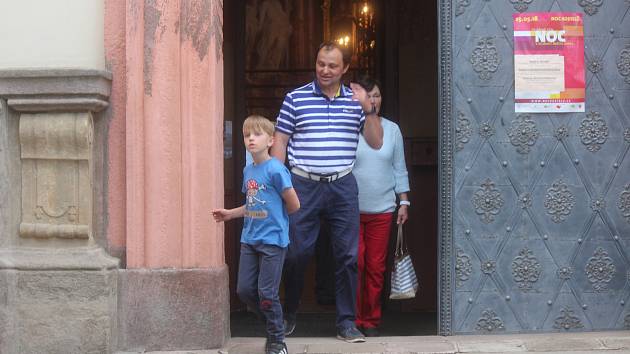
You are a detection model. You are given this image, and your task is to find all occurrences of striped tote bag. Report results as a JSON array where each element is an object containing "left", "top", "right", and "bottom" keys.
[{"left": 389, "top": 224, "right": 419, "bottom": 300}]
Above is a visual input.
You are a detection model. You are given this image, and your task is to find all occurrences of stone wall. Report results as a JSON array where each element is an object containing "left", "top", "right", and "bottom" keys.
[{"left": 0, "top": 70, "right": 119, "bottom": 354}]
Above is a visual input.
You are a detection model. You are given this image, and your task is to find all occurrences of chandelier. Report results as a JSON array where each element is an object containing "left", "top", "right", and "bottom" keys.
[{"left": 329, "top": 0, "right": 377, "bottom": 73}]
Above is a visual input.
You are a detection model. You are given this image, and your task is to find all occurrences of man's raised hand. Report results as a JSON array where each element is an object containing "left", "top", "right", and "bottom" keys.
[{"left": 350, "top": 82, "right": 375, "bottom": 114}]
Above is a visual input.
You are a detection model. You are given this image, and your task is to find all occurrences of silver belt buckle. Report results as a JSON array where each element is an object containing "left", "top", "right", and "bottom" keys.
[{"left": 319, "top": 175, "right": 332, "bottom": 183}]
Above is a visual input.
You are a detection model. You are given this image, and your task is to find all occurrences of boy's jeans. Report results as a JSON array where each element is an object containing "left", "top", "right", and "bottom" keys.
[{"left": 237, "top": 243, "right": 287, "bottom": 342}]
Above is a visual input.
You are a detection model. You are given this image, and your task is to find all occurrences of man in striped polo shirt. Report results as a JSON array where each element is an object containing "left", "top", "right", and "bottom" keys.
[{"left": 271, "top": 41, "right": 383, "bottom": 343}]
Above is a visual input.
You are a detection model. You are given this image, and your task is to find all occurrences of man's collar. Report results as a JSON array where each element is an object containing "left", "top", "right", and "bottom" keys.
[{"left": 312, "top": 80, "right": 349, "bottom": 98}]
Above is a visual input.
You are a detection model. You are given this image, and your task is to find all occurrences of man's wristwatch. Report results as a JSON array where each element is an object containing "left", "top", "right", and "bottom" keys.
[{"left": 399, "top": 200, "right": 410, "bottom": 207}]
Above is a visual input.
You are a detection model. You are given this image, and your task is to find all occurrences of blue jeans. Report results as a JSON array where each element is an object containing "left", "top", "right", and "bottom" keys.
[
  {"left": 283, "top": 172, "right": 360, "bottom": 329},
  {"left": 237, "top": 243, "right": 287, "bottom": 342}
]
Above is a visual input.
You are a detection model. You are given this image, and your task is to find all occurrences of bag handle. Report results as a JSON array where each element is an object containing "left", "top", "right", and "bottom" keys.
[{"left": 394, "top": 224, "right": 407, "bottom": 259}]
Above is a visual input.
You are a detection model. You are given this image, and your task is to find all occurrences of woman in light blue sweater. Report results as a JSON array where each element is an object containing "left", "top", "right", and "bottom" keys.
[{"left": 353, "top": 76, "right": 410, "bottom": 337}]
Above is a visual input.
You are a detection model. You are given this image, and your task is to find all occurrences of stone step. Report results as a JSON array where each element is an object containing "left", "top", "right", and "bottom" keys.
[{"left": 116, "top": 331, "right": 630, "bottom": 354}]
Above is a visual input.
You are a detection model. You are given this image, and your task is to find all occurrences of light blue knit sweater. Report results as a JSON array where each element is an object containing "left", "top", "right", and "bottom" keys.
[{"left": 354, "top": 117, "right": 410, "bottom": 213}]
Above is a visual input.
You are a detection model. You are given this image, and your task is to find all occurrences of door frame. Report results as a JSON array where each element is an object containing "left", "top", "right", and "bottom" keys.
[
  {"left": 226, "top": 0, "right": 456, "bottom": 333},
  {"left": 437, "top": 0, "right": 454, "bottom": 336}
]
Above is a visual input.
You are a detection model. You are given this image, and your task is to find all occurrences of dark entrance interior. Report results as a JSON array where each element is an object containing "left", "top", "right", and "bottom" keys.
[{"left": 223, "top": 0, "right": 438, "bottom": 336}]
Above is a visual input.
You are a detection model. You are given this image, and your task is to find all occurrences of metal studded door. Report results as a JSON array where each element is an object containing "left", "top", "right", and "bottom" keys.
[{"left": 438, "top": 0, "right": 630, "bottom": 335}]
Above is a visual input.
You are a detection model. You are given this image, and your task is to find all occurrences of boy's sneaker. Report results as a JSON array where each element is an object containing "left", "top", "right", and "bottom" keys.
[
  {"left": 283, "top": 313, "right": 296, "bottom": 336},
  {"left": 266, "top": 341, "right": 288, "bottom": 354},
  {"left": 336, "top": 325, "right": 366, "bottom": 343}
]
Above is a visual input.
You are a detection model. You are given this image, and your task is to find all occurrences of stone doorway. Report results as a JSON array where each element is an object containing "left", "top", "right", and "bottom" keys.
[{"left": 223, "top": 0, "right": 440, "bottom": 337}]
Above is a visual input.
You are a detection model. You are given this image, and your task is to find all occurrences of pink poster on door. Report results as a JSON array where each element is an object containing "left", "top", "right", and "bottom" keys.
[{"left": 513, "top": 13, "right": 585, "bottom": 113}]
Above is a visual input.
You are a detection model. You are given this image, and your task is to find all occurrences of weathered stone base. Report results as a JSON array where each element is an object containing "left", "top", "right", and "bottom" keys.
[
  {"left": 0, "top": 258, "right": 118, "bottom": 354},
  {"left": 117, "top": 266, "right": 230, "bottom": 352}
]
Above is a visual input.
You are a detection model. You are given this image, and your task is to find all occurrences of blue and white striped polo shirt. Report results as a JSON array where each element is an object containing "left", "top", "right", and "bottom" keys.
[{"left": 275, "top": 81, "right": 364, "bottom": 175}]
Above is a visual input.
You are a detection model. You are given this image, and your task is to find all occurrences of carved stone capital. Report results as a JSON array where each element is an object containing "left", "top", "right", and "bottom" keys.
[
  {"left": 0, "top": 69, "right": 111, "bottom": 246},
  {"left": 0, "top": 69, "right": 111, "bottom": 112},
  {"left": 19, "top": 112, "right": 94, "bottom": 241}
]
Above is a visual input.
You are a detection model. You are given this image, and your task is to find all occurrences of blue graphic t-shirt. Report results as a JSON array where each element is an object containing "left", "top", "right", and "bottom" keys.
[{"left": 241, "top": 157, "right": 293, "bottom": 247}]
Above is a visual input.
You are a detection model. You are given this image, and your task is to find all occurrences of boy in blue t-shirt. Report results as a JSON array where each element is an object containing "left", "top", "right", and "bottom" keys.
[{"left": 212, "top": 115, "right": 300, "bottom": 354}]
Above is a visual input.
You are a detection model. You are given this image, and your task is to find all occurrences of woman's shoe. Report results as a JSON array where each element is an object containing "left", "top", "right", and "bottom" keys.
[{"left": 363, "top": 326, "right": 379, "bottom": 337}]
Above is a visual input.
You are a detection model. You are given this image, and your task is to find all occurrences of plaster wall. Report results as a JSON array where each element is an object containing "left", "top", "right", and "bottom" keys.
[
  {"left": 0, "top": 0, "right": 105, "bottom": 70},
  {"left": 104, "top": 0, "right": 225, "bottom": 268},
  {"left": 111, "top": 2, "right": 229, "bottom": 348},
  {"left": 124, "top": 0, "right": 224, "bottom": 268},
  {"left": 104, "top": 0, "right": 127, "bottom": 263}
]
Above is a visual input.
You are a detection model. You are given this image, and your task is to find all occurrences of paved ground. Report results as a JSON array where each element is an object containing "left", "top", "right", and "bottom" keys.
[{"left": 118, "top": 330, "right": 630, "bottom": 354}]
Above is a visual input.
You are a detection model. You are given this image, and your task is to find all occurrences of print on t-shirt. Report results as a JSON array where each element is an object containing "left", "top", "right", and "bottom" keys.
[{"left": 245, "top": 179, "right": 268, "bottom": 218}]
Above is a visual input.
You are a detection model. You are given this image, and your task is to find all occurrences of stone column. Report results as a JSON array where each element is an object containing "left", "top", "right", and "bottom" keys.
[
  {"left": 0, "top": 70, "right": 118, "bottom": 354},
  {"left": 116, "top": 1, "right": 229, "bottom": 351}
]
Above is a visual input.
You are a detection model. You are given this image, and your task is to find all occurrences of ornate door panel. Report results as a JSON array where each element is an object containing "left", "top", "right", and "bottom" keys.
[{"left": 439, "top": 0, "right": 630, "bottom": 334}]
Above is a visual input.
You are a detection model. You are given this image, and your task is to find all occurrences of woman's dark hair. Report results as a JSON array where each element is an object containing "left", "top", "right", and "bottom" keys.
[{"left": 354, "top": 74, "right": 381, "bottom": 92}]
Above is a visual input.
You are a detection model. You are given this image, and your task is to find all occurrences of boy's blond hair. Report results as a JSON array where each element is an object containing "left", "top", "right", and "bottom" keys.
[{"left": 243, "top": 115, "right": 275, "bottom": 137}]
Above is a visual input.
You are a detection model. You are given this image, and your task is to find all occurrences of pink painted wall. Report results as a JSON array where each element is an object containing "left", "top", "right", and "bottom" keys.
[
  {"left": 106, "top": 0, "right": 224, "bottom": 268},
  {"left": 104, "top": 0, "right": 126, "bottom": 260}
]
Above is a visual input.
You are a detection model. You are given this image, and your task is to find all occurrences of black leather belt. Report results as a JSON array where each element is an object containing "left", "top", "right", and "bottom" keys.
[{"left": 291, "top": 167, "right": 352, "bottom": 183}]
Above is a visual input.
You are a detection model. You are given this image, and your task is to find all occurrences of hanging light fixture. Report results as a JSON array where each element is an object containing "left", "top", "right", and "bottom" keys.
[
  {"left": 331, "top": 0, "right": 355, "bottom": 52},
  {"left": 336, "top": 35, "right": 351, "bottom": 47},
  {"left": 328, "top": 0, "right": 376, "bottom": 72},
  {"left": 355, "top": 0, "right": 376, "bottom": 73}
]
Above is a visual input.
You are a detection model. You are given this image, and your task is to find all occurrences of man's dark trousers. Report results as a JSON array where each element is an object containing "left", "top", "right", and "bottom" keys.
[{"left": 283, "top": 172, "right": 360, "bottom": 330}]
